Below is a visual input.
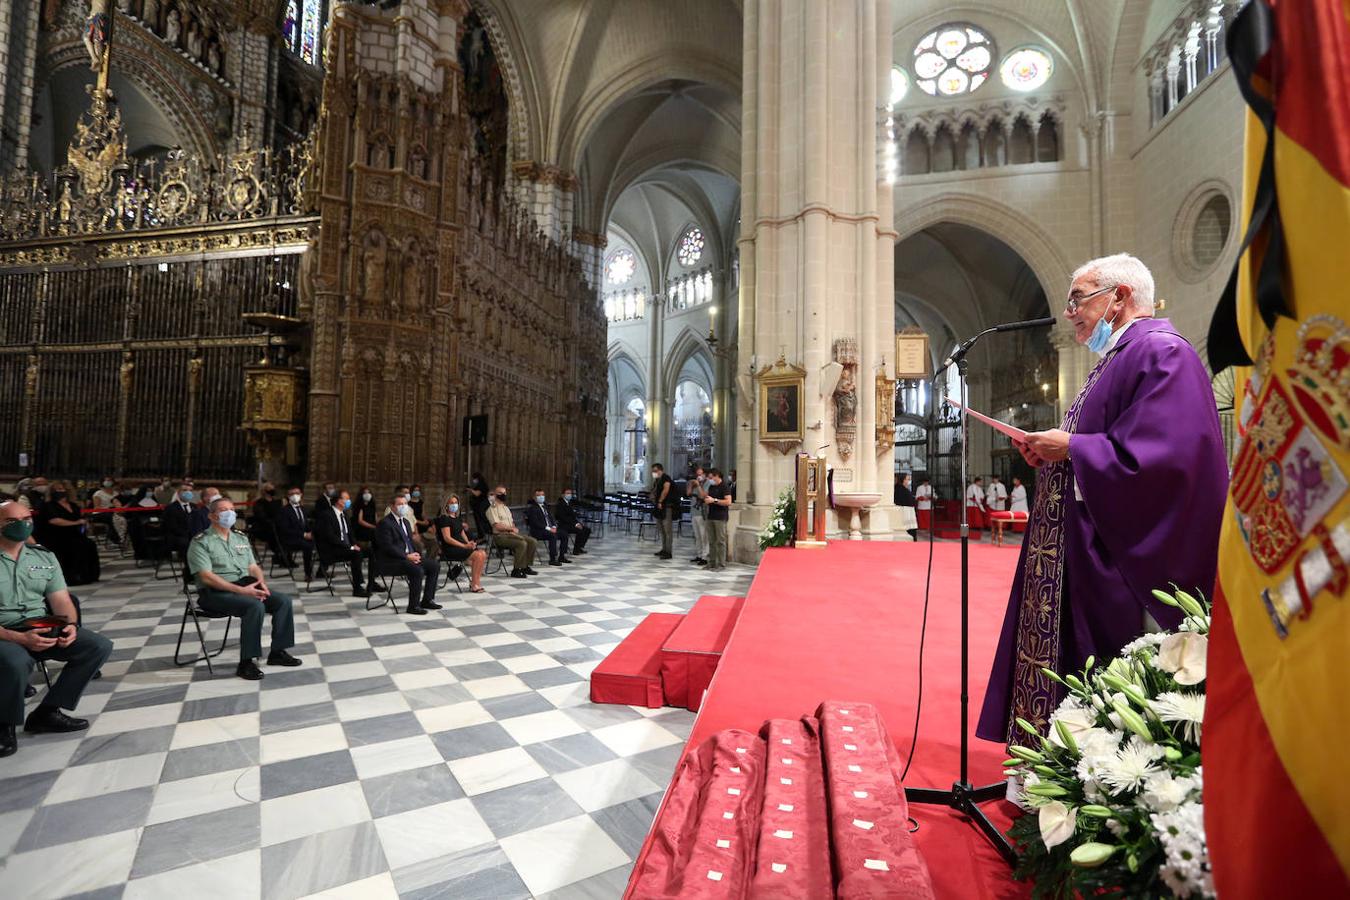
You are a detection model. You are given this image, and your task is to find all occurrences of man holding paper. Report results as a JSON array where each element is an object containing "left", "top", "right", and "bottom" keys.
[{"left": 976, "top": 253, "right": 1228, "bottom": 744}]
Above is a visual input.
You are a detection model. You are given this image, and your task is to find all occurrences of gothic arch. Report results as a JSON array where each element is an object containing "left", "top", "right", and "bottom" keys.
[
  {"left": 894, "top": 193, "right": 1073, "bottom": 316},
  {"left": 467, "top": 0, "right": 541, "bottom": 168},
  {"left": 660, "top": 327, "right": 715, "bottom": 403}
]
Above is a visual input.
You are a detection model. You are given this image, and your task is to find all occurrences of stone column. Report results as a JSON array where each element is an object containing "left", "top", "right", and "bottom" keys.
[
  {"left": 1050, "top": 324, "right": 1089, "bottom": 420},
  {"left": 735, "top": 0, "right": 896, "bottom": 557}
]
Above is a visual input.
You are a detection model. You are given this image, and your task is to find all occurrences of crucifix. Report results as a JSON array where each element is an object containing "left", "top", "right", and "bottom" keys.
[{"left": 83, "top": 0, "right": 116, "bottom": 88}]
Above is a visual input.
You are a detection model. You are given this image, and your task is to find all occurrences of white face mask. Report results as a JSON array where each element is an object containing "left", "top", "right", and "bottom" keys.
[
  {"left": 361, "top": 492, "right": 372, "bottom": 502},
  {"left": 288, "top": 494, "right": 302, "bottom": 505}
]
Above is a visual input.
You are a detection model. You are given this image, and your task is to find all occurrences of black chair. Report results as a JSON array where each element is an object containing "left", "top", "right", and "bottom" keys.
[
  {"left": 320, "top": 557, "right": 354, "bottom": 597},
  {"left": 173, "top": 583, "right": 233, "bottom": 674},
  {"left": 437, "top": 561, "right": 465, "bottom": 593},
  {"left": 369, "top": 573, "right": 407, "bottom": 612}
]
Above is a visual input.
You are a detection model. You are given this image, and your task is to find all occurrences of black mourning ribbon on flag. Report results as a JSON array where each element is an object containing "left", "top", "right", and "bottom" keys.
[{"left": 1207, "top": 0, "right": 1295, "bottom": 372}]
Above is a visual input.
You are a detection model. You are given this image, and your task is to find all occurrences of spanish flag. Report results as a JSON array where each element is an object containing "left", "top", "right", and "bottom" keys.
[{"left": 1204, "top": 1, "right": 1350, "bottom": 897}]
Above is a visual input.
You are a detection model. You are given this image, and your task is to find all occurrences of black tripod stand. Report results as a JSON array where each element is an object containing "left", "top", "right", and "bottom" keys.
[{"left": 903, "top": 327, "right": 1031, "bottom": 867}]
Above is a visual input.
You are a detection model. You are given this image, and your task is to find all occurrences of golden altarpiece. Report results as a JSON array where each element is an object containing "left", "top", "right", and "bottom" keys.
[{"left": 0, "top": 3, "right": 606, "bottom": 499}]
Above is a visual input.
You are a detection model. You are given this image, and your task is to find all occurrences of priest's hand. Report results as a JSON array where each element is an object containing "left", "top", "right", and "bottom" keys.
[
  {"left": 1013, "top": 439, "right": 1044, "bottom": 467},
  {"left": 1023, "top": 429, "right": 1071, "bottom": 462}
]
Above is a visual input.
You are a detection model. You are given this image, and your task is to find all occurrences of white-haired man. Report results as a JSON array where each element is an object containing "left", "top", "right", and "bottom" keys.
[{"left": 977, "top": 253, "right": 1228, "bottom": 747}]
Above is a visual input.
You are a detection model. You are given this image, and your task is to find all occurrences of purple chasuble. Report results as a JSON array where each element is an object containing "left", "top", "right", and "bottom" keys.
[{"left": 976, "top": 318, "right": 1228, "bottom": 743}]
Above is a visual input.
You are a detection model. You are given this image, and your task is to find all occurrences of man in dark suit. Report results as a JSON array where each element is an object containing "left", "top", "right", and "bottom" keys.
[
  {"left": 373, "top": 494, "right": 440, "bottom": 615},
  {"left": 162, "top": 479, "right": 208, "bottom": 584},
  {"left": 274, "top": 486, "right": 316, "bottom": 582},
  {"left": 525, "top": 488, "right": 566, "bottom": 566},
  {"left": 314, "top": 490, "right": 375, "bottom": 597},
  {"left": 555, "top": 489, "right": 589, "bottom": 557}
]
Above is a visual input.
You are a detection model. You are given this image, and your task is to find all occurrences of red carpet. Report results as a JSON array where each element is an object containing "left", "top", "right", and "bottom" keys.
[{"left": 630, "top": 541, "right": 1030, "bottom": 900}]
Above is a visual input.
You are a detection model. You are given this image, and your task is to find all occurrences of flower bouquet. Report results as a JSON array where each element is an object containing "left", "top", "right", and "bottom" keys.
[
  {"left": 757, "top": 486, "right": 796, "bottom": 550},
  {"left": 1004, "top": 588, "right": 1214, "bottom": 899}
]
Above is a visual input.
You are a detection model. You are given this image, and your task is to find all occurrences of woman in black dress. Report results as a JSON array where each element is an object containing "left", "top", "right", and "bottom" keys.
[
  {"left": 37, "top": 480, "right": 101, "bottom": 584},
  {"left": 352, "top": 485, "right": 379, "bottom": 543},
  {"left": 437, "top": 494, "right": 487, "bottom": 593},
  {"left": 467, "top": 472, "right": 490, "bottom": 538}
]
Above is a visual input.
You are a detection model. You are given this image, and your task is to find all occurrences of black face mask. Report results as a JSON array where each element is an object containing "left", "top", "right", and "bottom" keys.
[
  {"left": 497, "top": 493, "right": 507, "bottom": 501},
  {"left": 264, "top": 488, "right": 275, "bottom": 496},
  {"left": 52, "top": 491, "right": 67, "bottom": 500}
]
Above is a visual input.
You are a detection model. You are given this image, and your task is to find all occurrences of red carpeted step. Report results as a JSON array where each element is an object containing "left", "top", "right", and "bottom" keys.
[
  {"left": 591, "top": 612, "right": 685, "bottom": 708},
  {"left": 660, "top": 595, "right": 745, "bottom": 711}
]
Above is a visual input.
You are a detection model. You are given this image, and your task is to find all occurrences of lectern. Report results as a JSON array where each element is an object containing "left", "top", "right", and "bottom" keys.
[{"left": 794, "top": 453, "right": 828, "bottom": 548}]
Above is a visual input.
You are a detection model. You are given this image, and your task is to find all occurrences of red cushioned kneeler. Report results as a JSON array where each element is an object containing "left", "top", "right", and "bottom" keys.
[
  {"left": 591, "top": 612, "right": 685, "bottom": 708},
  {"left": 660, "top": 596, "right": 744, "bottom": 711}
]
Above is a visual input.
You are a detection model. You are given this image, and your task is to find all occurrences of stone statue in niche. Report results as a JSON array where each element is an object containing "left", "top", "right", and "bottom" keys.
[
  {"left": 403, "top": 255, "right": 423, "bottom": 311},
  {"left": 361, "top": 231, "right": 386, "bottom": 304},
  {"left": 164, "top": 8, "right": 180, "bottom": 46},
  {"left": 385, "top": 247, "right": 402, "bottom": 311},
  {"left": 186, "top": 19, "right": 202, "bottom": 58},
  {"left": 116, "top": 0, "right": 133, "bottom": 15},
  {"left": 142, "top": 0, "right": 159, "bottom": 31},
  {"left": 206, "top": 36, "right": 221, "bottom": 74},
  {"left": 832, "top": 337, "right": 859, "bottom": 460}
]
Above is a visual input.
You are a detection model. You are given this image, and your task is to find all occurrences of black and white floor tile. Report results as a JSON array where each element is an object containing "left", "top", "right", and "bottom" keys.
[{"left": 0, "top": 528, "right": 754, "bottom": 899}]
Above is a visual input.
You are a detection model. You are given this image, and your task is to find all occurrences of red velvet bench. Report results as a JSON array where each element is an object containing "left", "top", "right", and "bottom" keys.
[
  {"left": 660, "top": 595, "right": 745, "bottom": 711},
  {"left": 590, "top": 612, "right": 685, "bottom": 708}
]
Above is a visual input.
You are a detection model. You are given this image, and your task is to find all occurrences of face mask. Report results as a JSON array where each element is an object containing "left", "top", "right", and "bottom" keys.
[
  {"left": 52, "top": 491, "right": 67, "bottom": 500},
  {"left": 180, "top": 490, "right": 195, "bottom": 502},
  {"left": 394, "top": 503, "right": 407, "bottom": 514},
  {"left": 264, "top": 487, "right": 275, "bottom": 495},
  {"left": 535, "top": 496, "right": 545, "bottom": 504},
  {"left": 325, "top": 488, "right": 336, "bottom": 498},
  {"left": 412, "top": 491, "right": 422, "bottom": 500},
  {"left": 342, "top": 498, "right": 352, "bottom": 510},
  {"left": 1086, "top": 306, "right": 1118, "bottom": 355},
  {"left": 216, "top": 510, "right": 238, "bottom": 529},
  {"left": 2, "top": 519, "right": 35, "bottom": 542},
  {"left": 497, "top": 493, "right": 507, "bottom": 501},
  {"left": 448, "top": 503, "right": 460, "bottom": 514},
  {"left": 102, "top": 480, "right": 113, "bottom": 488},
  {"left": 564, "top": 493, "right": 573, "bottom": 502},
  {"left": 288, "top": 494, "right": 301, "bottom": 505},
  {"left": 362, "top": 492, "right": 372, "bottom": 502}
]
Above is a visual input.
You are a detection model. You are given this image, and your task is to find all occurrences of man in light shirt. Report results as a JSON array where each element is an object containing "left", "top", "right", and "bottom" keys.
[
  {"left": 965, "top": 476, "right": 987, "bottom": 530},
  {"left": 987, "top": 475, "right": 1008, "bottom": 512}
]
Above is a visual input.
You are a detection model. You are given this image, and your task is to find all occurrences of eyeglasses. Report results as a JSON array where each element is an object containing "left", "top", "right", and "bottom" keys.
[{"left": 1065, "top": 284, "right": 1117, "bottom": 315}]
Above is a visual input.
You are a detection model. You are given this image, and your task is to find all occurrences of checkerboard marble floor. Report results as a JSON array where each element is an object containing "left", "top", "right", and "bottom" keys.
[{"left": 0, "top": 528, "right": 754, "bottom": 899}]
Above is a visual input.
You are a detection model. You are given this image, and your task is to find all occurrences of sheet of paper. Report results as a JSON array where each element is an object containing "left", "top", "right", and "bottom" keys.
[{"left": 944, "top": 398, "right": 1030, "bottom": 442}]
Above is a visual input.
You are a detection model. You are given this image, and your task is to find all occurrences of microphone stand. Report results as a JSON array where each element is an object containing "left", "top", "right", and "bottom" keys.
[{"left": 905, "top": 334, "right": 1017, "bottom": 866}]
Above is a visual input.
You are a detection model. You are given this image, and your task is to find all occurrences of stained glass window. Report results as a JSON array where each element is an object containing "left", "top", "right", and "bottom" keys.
[
  {"left": 284, "top": 1, "right": 300, "bottom": 54},
  {"left": 677, "top": 227, "right": 704, "bottom": 267},
  {"left": 606, "top": 249, "right": 636, "bottom": 286},
  {"left": 1000, "top": 48, "right": 1053, "bottom": 92},
  {"left": 890, "top": 66, "right": 909, "bottom": 107},
  {"left": 914, "top": 23, "right": 994, "bottom": 96},
  {"left": 300, "top": 0, "right": 322, "bottom": 65}
]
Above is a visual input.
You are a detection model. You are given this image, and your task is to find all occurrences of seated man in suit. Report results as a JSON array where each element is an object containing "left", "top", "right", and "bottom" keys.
[
  {"left": 373, "top": 494, "right": 441, "bottom": 615},
  {"left": 273, "top": 486, "right": 316, "bottom": 582},
  {"left": 188, "top": 497, "right": 301, "bottom": 681},
  {"left": 314, "top": 489, "right": 376, "bottom": 598},
  {"left": 485, "top": 485, "right": 538, "bottom": 578},
  {"left": 0, "top": 500, "right": 114, "bottom": 757},
  {"left": 555, "top": 488, "right": 590, "bottom": 558},
  {"left": 525, "top": 488, "right": 566, "bottom": 566},
  {"left": 162, "top": 479, "right": 207, "bottom": 584}
]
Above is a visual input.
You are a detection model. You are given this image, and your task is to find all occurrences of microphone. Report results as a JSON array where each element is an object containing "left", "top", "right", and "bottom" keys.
[
  {"left": 936, "top": 317, "right": 1055, "bottom": 374},
  {"left": 992, "top": 316, "right": 1055, "bottom": 333}
]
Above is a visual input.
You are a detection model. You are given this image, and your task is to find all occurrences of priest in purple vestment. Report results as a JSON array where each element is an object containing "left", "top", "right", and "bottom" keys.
[{"left": 976, "top": 253, "right": 1228, "bottom": 744}]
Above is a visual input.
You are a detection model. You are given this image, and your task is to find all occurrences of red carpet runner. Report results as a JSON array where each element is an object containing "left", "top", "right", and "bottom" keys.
[{"left": 628, "top": 542, "right": 1029, "bottom": 900}]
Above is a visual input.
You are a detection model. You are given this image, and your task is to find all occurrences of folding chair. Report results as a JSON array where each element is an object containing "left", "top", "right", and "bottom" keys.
[
  {"left": 366, "top": 566, "right": 405, "bottom": 612},
  {"left": 174, "top": 583, "right": 234, "bottom": 674},
  {"left": 437, "top": 560, "right": 465, "bottom": 593},
  {"left": 320, "top": 557, "right": 354, "bottom": 597},
  {"left": 483, "top": 534, "right": 511, "bottom": 576}
]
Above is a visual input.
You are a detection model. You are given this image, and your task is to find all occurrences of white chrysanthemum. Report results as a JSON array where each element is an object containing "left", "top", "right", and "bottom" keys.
[
  {"left": 1139, "top": 770, "right": 1201, "bottom": 813},
  {"left": 1153, "top": 691, "right": 1206, "bottom": 744},
  {"left": 1098, "top": 735, "right": 1164, "bottom": 795},
  {"left": 1120, "top": 631, "right": 1168, "bottom": 656},
  {"left": 1152, "top": 800, "right": 1214, "bottom": 898}
]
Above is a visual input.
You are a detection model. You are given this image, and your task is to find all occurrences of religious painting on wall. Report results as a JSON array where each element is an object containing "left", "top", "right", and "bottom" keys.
[{"left": 757, "top": 356, "right": 806, "bottom": 454}]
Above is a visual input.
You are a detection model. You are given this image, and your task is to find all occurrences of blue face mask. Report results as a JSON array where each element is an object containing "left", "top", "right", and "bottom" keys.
[
  {"left": 412, "top": 491, "right": 421, "bottom": 500},
  {"left": 180, "top": 490, "right": 195, "bottom": 502},
  {"left": 343, "top": 498, "right": 352, "bottom": 510},
  {"left": 448, "top": 503, "right": 459, "bottom": 514},
  {"left": 535, "top": 496, "right": 545, "bottom": 504},
  {"left": 1086, "top": 308, "right": 1118, "bottom": 355},
  {"left": 216, "top": 510, "right": 237, "bottom": 529}
]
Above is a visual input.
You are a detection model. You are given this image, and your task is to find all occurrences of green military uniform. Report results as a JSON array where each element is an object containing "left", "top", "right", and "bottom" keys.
[
  {"left": 0, "top": 543, "right": 112, "bottom": 726},
  {"left": 0, "top": 544, "right": 66, "bottom": 627},
  {"left": 187, "top": 526, "right": 295, "bottom": 663},
  {"left": 187, "top": 528, "right": 257, "bottom": 584}
]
